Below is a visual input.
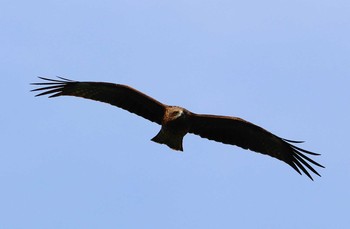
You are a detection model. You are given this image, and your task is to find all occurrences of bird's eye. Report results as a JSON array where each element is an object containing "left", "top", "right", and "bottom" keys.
[{"left": 172, "top": 111, "right": 181, "bottom": 117}]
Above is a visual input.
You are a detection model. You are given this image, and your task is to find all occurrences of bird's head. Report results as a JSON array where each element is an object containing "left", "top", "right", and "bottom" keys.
[{"left": 166, "top": 106, "right": 186, "bottom": 121}]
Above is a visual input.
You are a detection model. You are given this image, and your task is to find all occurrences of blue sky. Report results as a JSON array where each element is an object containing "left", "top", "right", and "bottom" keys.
[{"left": 1, "top": 0, "right": 349, "bottom": 228}]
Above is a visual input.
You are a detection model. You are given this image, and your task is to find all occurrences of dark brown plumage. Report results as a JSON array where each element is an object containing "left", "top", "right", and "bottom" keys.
[{"left": 31, "top": 77, "right": 324, "bottom": 180}]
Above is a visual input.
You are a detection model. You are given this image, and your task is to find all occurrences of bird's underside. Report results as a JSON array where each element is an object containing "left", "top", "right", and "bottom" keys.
[{"left": 31, "top": 77, "right": 324, "bottom": 180}]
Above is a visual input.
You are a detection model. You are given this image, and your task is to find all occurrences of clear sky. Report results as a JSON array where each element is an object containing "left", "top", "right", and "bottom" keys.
[{"left": 1, "top": 0, "right": 349, "bottom": 228}]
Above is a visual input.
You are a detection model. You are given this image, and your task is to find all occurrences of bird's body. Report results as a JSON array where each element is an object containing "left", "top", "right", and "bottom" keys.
[
  {"left": 151, "top": 106, "right": 190, "bottom": 151},
  {"left": 31, "top": 77, "right": 324, "bottom": 180}
]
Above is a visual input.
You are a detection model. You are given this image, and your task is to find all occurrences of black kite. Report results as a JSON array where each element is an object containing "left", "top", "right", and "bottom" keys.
[{"left": 31, "top": 77, "right": 324, "bottom": 180}]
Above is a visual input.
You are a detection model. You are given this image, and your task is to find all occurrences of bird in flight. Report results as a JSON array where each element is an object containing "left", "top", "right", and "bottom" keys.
[{"left": 31, "top": 77, "right": 324, "bottom": 180}]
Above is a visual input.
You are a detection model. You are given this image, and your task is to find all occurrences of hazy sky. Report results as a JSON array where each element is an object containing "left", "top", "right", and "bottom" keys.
[{"left": 1, "top": 0, "right": 349, "bottom": 228}]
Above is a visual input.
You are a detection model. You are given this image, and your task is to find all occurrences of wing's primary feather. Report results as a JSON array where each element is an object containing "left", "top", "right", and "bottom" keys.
[
  {"left": 188, "top": 113, "right": 324, "bottom": 180},
  {"left": 31, "top": 77, "right": 166, "bottom": 124}
]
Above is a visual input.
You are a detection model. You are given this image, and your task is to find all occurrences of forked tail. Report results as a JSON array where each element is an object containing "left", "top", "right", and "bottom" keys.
[{"left": 151, "top": 129, "right": 184, "bottom": 151}]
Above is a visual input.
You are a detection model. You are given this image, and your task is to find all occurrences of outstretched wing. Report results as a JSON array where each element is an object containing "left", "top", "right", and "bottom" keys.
[
  {"left": 31, "top": 77, "right": 166, "bottom": 124},
  {"left": 188, "top": 113, "right": 324, "bottom": 180}
]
